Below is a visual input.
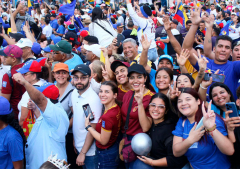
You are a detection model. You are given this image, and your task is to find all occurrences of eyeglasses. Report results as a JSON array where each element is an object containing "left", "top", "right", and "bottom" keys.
[
  {"left": 149, "top": 103, "right": 165, "bottom": 110},
  {"left": 73, "top": 75, "right": 89, "bottom": 81},
  {"left": 23, "top": 72, "right": 33, "bottom": 77}
]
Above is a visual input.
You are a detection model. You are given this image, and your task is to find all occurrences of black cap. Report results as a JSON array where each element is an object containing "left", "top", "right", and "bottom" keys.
[
  {"left": 172, "top": 19, "right": 178, "bottom": 25},
  {"left": 64, "top": 31, "right": 79, "bottom": 45},
  {"left": 9, "top": 32, "right": 25, "bottom": 42},
  {"left": 71, "top": 64, "right": 91, "bottom": 76},
  {"left": 127, "top": 64, "right": 146, "bottom": 77},
  {"left": 50, "top": 13, "right": 57, "bottom": 17},
  {"left": 111, "top": 60, "right": 130, "bottom": 72},
  {"left": 84, "top": 35, "right": 99, "bottom": 44}
]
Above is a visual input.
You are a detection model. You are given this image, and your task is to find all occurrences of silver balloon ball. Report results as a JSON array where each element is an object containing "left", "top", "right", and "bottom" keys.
[{"left": 131, "top": 133, "right": 152, "bottom": 156}]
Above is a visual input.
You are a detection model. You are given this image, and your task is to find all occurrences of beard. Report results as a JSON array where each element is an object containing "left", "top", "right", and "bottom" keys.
[{"left": 75, "top": 80, "right": 89, "bottom": 92}]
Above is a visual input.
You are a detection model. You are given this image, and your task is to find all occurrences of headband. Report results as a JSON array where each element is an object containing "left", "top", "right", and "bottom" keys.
[{"left": 140, "top": 6, "right": 149, "bottom": 18}]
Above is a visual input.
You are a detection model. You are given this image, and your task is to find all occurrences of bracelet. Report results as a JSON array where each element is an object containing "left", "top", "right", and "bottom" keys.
[
  {"left": 205, "top": 124, "right": 216, "bottom": 132},
  {"left": 85, "top": 125, "right": 92, "bottom": 131},
  {"left": 150, "top": 160, "right": 153, "bottom": 166},
  {"left": 200, "top": 84, "right": 208, "bottom": 90},
  {"left": 81, "top": 150, "right": 86, "bottom": 154}
]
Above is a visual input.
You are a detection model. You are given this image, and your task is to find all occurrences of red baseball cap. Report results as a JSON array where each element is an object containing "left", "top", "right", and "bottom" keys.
[
  {"left": 36, "top": 83, "right": 59, "bottom": 100},
  {"left": 80, "top": 30, "right": 90, "bottom": 37},
  {"left": 36, "top": 57, "right": 47, "bottom": 67},
  {"left": 152, "top": 11, "right": 156, "bottom": 15},
  {"left": 218, "top": 23, "right": 224, "bottom": 29},
  {"left": 3, "top": 45, "right": 23, "bottom": 59},
  {"left": 156, "top": 41, "right": 165, "bottom": 50}
]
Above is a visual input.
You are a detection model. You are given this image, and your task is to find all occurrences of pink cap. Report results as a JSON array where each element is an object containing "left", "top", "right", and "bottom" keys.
[
  {"left": 3, "top": 45, "right": 23, "bottom": 59},
  {"left": 64, "top": 21, "right": 72, "bottom": 26}
]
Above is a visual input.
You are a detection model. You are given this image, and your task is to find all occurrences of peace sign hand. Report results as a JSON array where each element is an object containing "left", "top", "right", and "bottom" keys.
[
  {"left": 101, "top": 65, "right": 110, "bottom": 81},
  {"left": 134, "top": 84, "right": 145, "bottom": 105},
  {"left": 193, "top": 49, "right": 208, "bottom": 72},
  {"left": 202, "top": 101, "right": 216, "bottom": 130},
  {"left": 169, "top": 81, "right": 181, "bottom": 100},
  {"left": 177, "top": 49, "right": 190, "bottom": 67}
]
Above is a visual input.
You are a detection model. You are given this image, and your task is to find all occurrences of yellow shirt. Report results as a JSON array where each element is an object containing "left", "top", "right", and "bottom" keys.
[{"left": 185, "top": 60, "right": 198, "bottom": 79}]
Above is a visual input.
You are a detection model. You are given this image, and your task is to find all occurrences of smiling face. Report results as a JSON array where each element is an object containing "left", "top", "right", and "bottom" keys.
[
  {"left": 211, "top": 86, "right": 231, "bottom": 109},
  {"left": 214, "top": 40, "right": 232, "bottom": 63},
  {"left": 123, "top": 42, "right": 138, "bottom": 61},
  {"left": 155, "top": 70, "right": 172, "bottom": 90},
  {"left": 177, "top": 93, "right": 200, "bottom": 117},
  {"left": 99, "top": 85, "right": 117, "bottom": 105},
  {"left": 129, "top": 72, "right": 146, "bottom": 92},
  {"left": 149, "top": 98, "right": 166, "bottom": 120},
  {"left": 158, "top": 59, "right": 173, "bottom": 70},
  {"left": 177, "top": 75, "right": 192, "bottom": 88},
  {"left": 53, "top": 70, "right": 69, "bottom": 85},
  {"left": 115, "top": 66, "right": 128, "bottom": 85}
]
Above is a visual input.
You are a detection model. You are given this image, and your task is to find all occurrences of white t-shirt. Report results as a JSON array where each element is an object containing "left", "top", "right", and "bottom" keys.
[
  {"left": 42, "top": 24, "right": 53, "bottom": 38},
  {"left": 17, "top": 79, "right": 46, "bottom": 121},
  {"left": 127, "top": 3, "right": 156, "bottom": 51},
  {"left": 229, "top": 25, "right": 240, "bottom": 40},
  {"left": 41, "top": 9, "right": 45, "bottom": 16},
  {"left": 89, "top": 19, "right": 118, "bottom": 47},
  {"left": 72, "top": 86, "right": 102, "bottom": 156},
  {"left": 139, "top": 0, "right": 153, "bottom": 4},
  {"left": 210, "top": 9, "right": 217, "bottom": 17}
]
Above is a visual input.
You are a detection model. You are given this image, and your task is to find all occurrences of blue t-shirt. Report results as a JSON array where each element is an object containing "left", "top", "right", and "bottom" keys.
[
  {"left": 193, "top": 58, "right": 240, "bottom": 99},
  {"left": 56, "top": 25, "right": 65, "bottom": 35},
  {"left": 149, "top": 68, "right": 158, "bottom": 93},
  {"left": 172, "top": 116, "right": 231, "bottom": 169},
  {"left": 0, "top": 125, "right": 23, "bottom": 169},
  {"left": 50, "top": 19, "right": 59, "bottom": 30},
  {"left": 64, "top": 52, "right": 83, "bottom": 72}
]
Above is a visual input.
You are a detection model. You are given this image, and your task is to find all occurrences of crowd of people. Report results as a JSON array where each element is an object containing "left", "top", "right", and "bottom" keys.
[{"left": 2, "top": 0, "right": 240, "bottom": 168}]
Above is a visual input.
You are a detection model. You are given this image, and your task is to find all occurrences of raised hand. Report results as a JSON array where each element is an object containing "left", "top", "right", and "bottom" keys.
[
  {"left": 202, "top": 101, "right": 216, "bottom": 130},
  {"left": 140, "top": 34, "right": 151, "bottom": 51},
  {"left": 134, "top": 84, "right": 145, "bottom": 105},
  {"left": 193, "top": 49, "right": 208, "bottom": 71},
  {"left": 203, "top": 16, "right": 214, "bottom": 29},
  {"left": 12, "top": 73, "right": 27, "bottom": 86},
  {"left": 169, "top": 81, "right": 181, "bottom": 100},
  {"left": 163, "top": 16, "right": 171, "bottom": 31},
  {"left": 176, "top": 49, "right": 190, "bottom": 67},
  {"left": 187, "top": 123, "right": 205, "bottom": 144},
  {"left": 100, "top": 47, "right": 108, "bottom": 58},
  {"left": 190, "top": 2, "right": 202, "bottom": 25},
  {"left": 101, "top": 65, "right": 110, "bottom": 81}
]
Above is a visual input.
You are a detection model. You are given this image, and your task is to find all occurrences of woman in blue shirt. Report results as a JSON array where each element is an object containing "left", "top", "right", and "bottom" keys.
[
  {"left": 172, "top": 88, "right": 234, "bottom": 169},
  {"left": 54, "top": 18, "right": 65, "bottom": 37},
  {"left": 0, "top": 96, "right": 26, "bottom": 169}
]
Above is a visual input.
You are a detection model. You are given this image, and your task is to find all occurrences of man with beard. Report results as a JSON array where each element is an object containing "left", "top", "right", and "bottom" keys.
[{"left": 71, "top": 64, "right": 102, "bottom": 169}]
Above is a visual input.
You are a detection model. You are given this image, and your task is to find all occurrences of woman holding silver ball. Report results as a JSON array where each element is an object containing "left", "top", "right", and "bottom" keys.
[{"left": 137, "top": 93, "right": 187, "bottom": 168}]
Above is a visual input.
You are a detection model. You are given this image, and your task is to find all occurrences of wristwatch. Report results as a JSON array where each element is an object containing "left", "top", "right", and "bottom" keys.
[{"left": 85, "top": 125, "right": 92, "bottom": 131}]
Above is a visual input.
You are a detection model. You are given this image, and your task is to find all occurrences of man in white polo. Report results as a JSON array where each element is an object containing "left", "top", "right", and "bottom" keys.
[{"left": 71, "top": 64, "right": 102, "bottom": 169}]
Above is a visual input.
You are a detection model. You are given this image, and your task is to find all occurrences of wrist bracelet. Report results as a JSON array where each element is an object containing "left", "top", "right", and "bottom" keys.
[
  {"left": 200, "top": 84, "right": 208, "bottom": 90},
  {"left": 81, "top": 150, "right": 86, "bottom": 154},
  {"left": 85, "top": 125, "right": 92, "bottom": 131},
  {"left": 205, "top": 124, "right": 216, "bottom": 132}
]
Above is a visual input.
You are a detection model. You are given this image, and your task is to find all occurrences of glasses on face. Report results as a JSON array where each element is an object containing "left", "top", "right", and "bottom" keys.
[
  {"left": 149, "top": 103, "right": 165, "bottom": 110},
  {"left": 73, "top": 75, "right": 89, "bottom": 81},
  {"left": 23, "top": 72, "right": 33, "bottom": 77}
]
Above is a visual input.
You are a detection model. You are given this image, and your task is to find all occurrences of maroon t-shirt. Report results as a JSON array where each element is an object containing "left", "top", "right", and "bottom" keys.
[
  {"left": 117, "top": 85, "right": 128, "bottom": 102},
  {"left": 121, "top": 90, "right": 154, "bottom": 136},
  {"left": 1, "top": 63, "right": 25, "bottom": 119},
  {"left": 96, "top": 104, "right": 121, "bottom": 149}
]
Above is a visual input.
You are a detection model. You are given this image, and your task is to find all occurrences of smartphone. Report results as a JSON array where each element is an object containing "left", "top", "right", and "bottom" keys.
[
  {"left": 0, "top": 23, "right": 2, "bottom": 34},
  {"left": 115, "top": 34, "right": 125, "bottom": 47},
  {"left": 195, "top": 117, "right": 204, "bottom": 130},
  {"left": 203, "top": 73, "right": 225, "bottom": 83},
  {"left": 226, "top": 102, "right": 239, "bottom": 118},
  {"left": 82, "top": 104, "right": 94, "bottom": 121}
]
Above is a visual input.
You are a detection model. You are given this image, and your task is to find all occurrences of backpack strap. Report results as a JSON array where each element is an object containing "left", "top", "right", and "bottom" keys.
[
  {"left": 124, "top": 92, "right": 135, "bottom": 136},
  {"left": 94, "top": 21, "right": 114, "bottom": 37},
  {"left": 60, "top": 89, "right": 74, "bottom": 103}
]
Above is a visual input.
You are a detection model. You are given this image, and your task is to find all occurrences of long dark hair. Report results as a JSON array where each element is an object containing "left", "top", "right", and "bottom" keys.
[
  {"left": 176, "top": 73, "right": 195, "bottom": 88},
  {"left": 150, "top": 93, "right": 178, "bottom": 123},
  {"left": 155, "top": 67, "right": 173, "bottom": 82},
  {"left": 92, "top": 7, "right": 106, "bottom": 22},
  {"left": 209, "top": 82, "right": 235, "bottom": 116}
]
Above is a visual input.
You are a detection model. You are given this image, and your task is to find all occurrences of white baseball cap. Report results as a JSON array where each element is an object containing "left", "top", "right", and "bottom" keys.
[
  {"left": 157, "top": 17, "right": 164, "bottom": 25},
  {"left": 84, "top": 44, "right": 102, "bottom": 58},
  {"left": 117, "top": 10, "right": 123, "bottom": 15},
  {"left": 16, "top": 38, "right": 33, "bottom": 48}
]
